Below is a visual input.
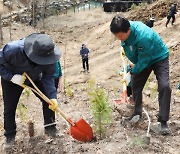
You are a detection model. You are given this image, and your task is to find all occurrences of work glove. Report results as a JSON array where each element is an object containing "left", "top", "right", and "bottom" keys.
[
  {"left": 119, "top": 69, "right": 124, "bottom": 76},
  {"left": 122, "top": 72, "right": 131, "bottom": 85},
  {"left": 122, "top": 49, "right": 126, "bottom": 56},
  {"left": 119, "top": 64, "right": 132, "bottom": 76},
  {"left": 49, "top": 99, "right": 58, "bottom": 112},
  {"left": 11, "top": 74, "right": 26, "bottom": 86},
  {"left": 119, "top": 71, "right": 124, "bottom": 76}
]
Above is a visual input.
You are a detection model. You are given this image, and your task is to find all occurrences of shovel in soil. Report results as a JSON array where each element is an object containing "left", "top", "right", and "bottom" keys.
[
  {"left": 22, "top": 72, "right": 93, "bottom": 142},
  {"left": 114, "top": 46, "right": 128, "bottom": 104}
]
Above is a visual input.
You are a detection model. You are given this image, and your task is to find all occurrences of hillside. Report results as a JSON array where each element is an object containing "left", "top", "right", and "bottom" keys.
[{"left": 0, "top": 0, "right": 179, "bottom": 153}]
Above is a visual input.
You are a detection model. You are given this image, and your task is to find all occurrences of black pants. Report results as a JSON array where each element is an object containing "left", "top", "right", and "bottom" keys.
[
  {"left": 132, "top": 57, "right": 171, "bottom": 122},
  {"left": 127, "top": 86, "right": 132, "bottom": 97},
  {"left": 166, "top": 15, "right": 175, "bottom": 26},
  {"left": 54, "top": 77, "right": 59, "bottom": 90},
  {"left": 1, "top": 78, "right": 55, "bottom": 139},
  {"left": 82, "top": 58, "right": 89, "bottom": 70}
]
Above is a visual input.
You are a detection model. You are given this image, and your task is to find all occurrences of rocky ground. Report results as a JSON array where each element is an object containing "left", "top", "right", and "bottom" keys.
[{"left": 0, "top": 0, "right": 180, "bottom": 153}]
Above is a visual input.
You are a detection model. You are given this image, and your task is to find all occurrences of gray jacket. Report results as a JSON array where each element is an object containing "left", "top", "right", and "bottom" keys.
[{"left": 0, "top": 39, "right": 57, "bottom": 99}]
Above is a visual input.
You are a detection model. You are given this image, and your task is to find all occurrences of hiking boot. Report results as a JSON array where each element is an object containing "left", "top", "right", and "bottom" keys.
[
  {"left": 45, "top": 126, "right": 62, "bottom": 137},
  {"left": 160, "top": 121, "right": 171, "bottom": 135},
  {"left": 4, "top": 137, "right": 15, "bottom": 149},
  {"left": 128, "top": 112, "right": 142, "bottom": 124}
]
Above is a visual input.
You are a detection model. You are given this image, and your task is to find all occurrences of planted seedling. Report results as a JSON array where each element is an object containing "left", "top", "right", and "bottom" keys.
[
  {"left": 17, "top": 103, "right": 28, "bottom": 123},
  {"left": 65, "top": 81, "right": 74, "bottom": 98},
  {"left": 88, "top": 80, "right": 112, "bottom": 139}
]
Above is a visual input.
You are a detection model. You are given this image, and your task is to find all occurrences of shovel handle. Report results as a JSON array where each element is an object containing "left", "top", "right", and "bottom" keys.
[
  {"left": 120, "top": 46, "right": 127, "bottom": 96},
  {"left": 22, "top": 72, "right": 75, "bottom": 126}
]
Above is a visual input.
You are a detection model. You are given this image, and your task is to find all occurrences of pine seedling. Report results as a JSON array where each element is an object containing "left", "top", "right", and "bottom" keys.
[
  {"left": 150, "top": 83, "right": 158, "bottom": 99},
  {"left": 65, "top": 81, "right": 74, "bottom": 98},
  {"left": 17, "top": 103, "right": 28, "bottom": 123},
  {"left": 88, "top": 80, "right": 112, "bottom": 139}
]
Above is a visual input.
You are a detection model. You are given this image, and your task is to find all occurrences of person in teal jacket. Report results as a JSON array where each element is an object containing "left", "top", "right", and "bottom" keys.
[
  {"left": 54, "top": 61, "right": 62, "bottom": 92},
  {"left": 110, "top": 15, "right": 171, "bottom": 135}
]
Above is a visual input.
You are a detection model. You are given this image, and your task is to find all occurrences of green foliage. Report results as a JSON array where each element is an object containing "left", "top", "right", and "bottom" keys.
[
  {"left": 88, "top": 79, "right": 95, "bottom": 89},
  {"left": 130, "top": 2, "right": 148, "bottom": 11},
  {"left": 65, "top": 82, "right": 74, "bottom": 98},
  {"left": 168, "top": 47, "right": 173, "bottom": 54},
  {"left": 150, "top": 83, "right": 158, "bottom": 99},
  {"left": 139, "top": 2, "right": 148, "bottom": 8},
  {"left": 129, "top": 136, "right": 145, "bottom": 147},
  {"left": 24, "top": 89, "right": 31, "bottom": 98},
  {"left": 88, "top": 79, "right": 112, "bottom": 139},
  {"left": 130, "top": 3, "right": 138, "bottom": 10},
  {"left": 17, "top": 103, "right": 28, "bottom": 123},
  {"left": 144, "top": 73, "right": 158, "bottom": 99}
]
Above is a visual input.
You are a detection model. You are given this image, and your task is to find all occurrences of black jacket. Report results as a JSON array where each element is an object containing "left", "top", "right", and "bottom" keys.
[
  {"left": 168, "top": 5, "right": 177, "bottom": 17},
  {"left": 0, "top": 39, "right": 57, "bottom": 99}
]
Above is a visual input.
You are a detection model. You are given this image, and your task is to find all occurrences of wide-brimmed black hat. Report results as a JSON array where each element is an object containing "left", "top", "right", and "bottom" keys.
[{"left": 24, "top": 33, "right": 61, "bottom": 65}]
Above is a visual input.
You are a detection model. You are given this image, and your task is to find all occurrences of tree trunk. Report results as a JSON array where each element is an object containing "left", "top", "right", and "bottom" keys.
[
  {"left": 9, "top": 0, "right": 12, "bottom": 41},
  {"left": 0, "top": 14, "right": 3, "bottom": 46},
  {"left": 32, "top": 0, "right": 35, "bottom": 27},
  {"left": 42, "top": 0, "right": 48, "bottom": 30}
]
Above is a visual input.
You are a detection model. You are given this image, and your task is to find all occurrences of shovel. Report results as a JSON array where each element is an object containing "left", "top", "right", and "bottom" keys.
[
  {"left": 22, "top": 72, "right": 93, "bottom": 142},
  {"left": 114, "top": 46, "right": 128, "bottom": 104}
]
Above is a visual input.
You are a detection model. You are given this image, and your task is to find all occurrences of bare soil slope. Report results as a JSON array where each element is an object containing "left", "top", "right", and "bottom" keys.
[{"left": 0, "top": 1, "right": 179, "bottom": 153}]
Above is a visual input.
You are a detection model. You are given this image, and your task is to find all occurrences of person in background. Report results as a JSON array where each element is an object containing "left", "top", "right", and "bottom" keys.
[
  {"left": 166, "top": 3, "right": 178, "bottom": 27},
  {"left": 80, "top": 44, "right": 90, "bottom": 73},
  {"left": 146, "top": 17, "right": 155, "bottom": 28}
]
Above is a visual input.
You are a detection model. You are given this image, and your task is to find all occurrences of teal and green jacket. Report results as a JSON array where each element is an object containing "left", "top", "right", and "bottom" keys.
[
  {"left": 121, "top": 21, "right": 169, "bottom": 74},
  {"left": 54, "top": 61, "right": 62, "bottom": 78}
]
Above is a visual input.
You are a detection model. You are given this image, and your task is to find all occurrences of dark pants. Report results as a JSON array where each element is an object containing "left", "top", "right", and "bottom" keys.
[
  {"left": 166, "top": 15, "right": 175, "bottom": 26},
  {"left": 1, "top": 78, "right": 55, "bottom": 139},
  {"left": 131, "top": 57, "right": 171, "bottom": 122},
  {"left": 54, "top": 77, "right": 59, "bottom": 90},
  {"left": 82, "top": 57, "right": 89, "bottom": 70},
  {"left": 127, "top": 86, "right": 132, "bottom": 97}
]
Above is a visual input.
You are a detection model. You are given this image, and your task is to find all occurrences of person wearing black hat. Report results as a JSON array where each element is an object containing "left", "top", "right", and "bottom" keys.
[
  {"left": 0, "top": 33, "right": 61, "bottom": 148},
  {"left": 146, "top": 17, "right": 155, "bottom": 28},
  {"left": 80, "top": 44, "right": 90, "bottom": 73},
  {"left": 166, "top": 3, "right": 178, "bottom": 27}
]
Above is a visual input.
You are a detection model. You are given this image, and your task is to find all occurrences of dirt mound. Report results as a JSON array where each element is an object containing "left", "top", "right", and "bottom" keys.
[{"left": 128, "top": 0, "right": 178, "bottom": 22}]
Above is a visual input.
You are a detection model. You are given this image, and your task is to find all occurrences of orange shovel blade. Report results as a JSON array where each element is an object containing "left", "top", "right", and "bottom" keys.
[{"left": 69, "top": 119, "right": 93, "bottom": 142}]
